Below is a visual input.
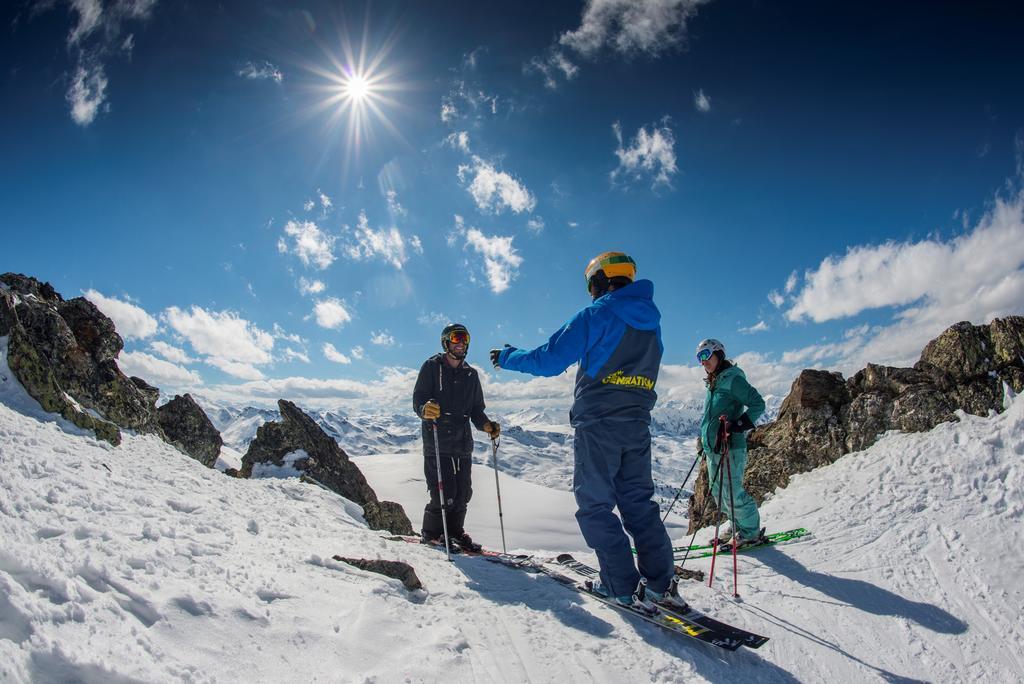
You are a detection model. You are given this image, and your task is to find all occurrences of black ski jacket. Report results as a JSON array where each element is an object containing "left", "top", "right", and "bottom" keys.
[{"left": 412, "top": 353, "right": 490, "bottom": 458}]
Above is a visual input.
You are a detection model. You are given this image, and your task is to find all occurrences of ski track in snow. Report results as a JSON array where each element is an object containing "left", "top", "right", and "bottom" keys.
[{"left": 0, "top": 344, "right": 1022, "bottom": 682}]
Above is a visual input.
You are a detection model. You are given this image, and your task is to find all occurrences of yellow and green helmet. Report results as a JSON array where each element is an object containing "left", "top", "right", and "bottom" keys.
[{"left": 584, "top": 251, "right": 637, "bottom": 293}]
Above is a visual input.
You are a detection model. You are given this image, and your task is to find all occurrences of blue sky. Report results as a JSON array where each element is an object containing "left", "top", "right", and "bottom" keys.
[{"left": 2, "top": 0, "right": 1024, "bottom": 410}]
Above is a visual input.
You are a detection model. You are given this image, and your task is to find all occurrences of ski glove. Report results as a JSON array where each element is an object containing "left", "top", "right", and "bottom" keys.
[
  {"left": 421, "top": 400, "right": 441, "bottom": 420},
  {"left": 726, "top": 413, "right": 756, "bottom": 434},
  {"left": 483, "top": 421, "right": 500, "bottom": 438},
  {"left": 714, "top": 413, "right": 755, "bottom": 453},
  {"left": 490, "top": 344, "right": 514, "bottom": 369}
]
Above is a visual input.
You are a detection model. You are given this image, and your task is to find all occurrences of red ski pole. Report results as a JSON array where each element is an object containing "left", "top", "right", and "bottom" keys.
[
  {"left": 707, "top": 417, "right": 729, "bottom": 588},
  {"left": 724, "top": 442, "right": 739, "bottom": 598}
]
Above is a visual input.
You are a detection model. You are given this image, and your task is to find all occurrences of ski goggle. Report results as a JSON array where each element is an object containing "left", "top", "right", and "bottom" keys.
[
  {"left": 446, "top": 330, "right": 470, "bottom": 345},
  {"left": 697, "top": 348, "right": 714, "bottom": 363}
]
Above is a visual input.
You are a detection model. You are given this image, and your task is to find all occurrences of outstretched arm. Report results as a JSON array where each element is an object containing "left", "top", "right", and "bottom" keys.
[{"left": 499, "top": 310, "right": 588, "bottom": 377}]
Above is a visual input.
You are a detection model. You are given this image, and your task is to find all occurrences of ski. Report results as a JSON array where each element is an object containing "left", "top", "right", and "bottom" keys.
[
  {"left": 670, "top": 527, "right": 810, "bottom": 560},
  {"left": 480, "top": 553, "right": 750, "bottom": 651},
  {"left": 382, "top": 536, "right": 759, "bottom": 650},
  {"left": 554, "top": 553, "right": 769, "bottom": 649}
]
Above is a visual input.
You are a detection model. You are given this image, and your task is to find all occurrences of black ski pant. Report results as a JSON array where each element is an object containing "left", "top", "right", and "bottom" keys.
[{"left": 422, "top": 455, "right": 473, "bottom": 539}]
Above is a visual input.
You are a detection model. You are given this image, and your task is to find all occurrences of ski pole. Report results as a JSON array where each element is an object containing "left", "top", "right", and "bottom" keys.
[
  {"left": 707, "top": 459, "right": 728, "bottom": 588},
  {"left": 676, "top": 449, "right": 725, "bottom": 571},
  {"left": 490, "top": 435, "right": 507, "bottom": 554},
  {"left": 724, "top": 443, "right": 739, "bottom": 598},
  {"left": 432, "top": 420, "right": 452, "bottom": 562},
  {"left": 707, "top": 417, "right": 730, "bottom": 589},
  {"left": 662, "top": 451, "right": 702, "bottom": 523}
]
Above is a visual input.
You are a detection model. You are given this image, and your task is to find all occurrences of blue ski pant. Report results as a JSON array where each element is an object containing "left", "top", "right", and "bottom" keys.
[
  {"left": 573, "top": 420, "right": 674, "bottom": 596},
  {"left": 707, "top": 445, "right": 761, "bottom": 540}
]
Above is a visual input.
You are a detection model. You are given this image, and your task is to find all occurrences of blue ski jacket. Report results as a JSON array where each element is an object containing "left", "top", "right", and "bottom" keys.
[{"left": 498, "top": 279, "right": 663, "bottom": 427}]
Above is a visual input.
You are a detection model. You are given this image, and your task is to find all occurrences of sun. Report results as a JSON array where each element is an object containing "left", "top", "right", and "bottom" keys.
[
  {"left": 303, "top": 25, "right": 409, "bottom": 171},
  {"left": 342, "top": 73, "right": 372, "bottom": 103}
]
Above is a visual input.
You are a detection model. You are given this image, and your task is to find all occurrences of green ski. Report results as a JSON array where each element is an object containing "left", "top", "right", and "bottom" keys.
[{"left": 671, "top": 527, "right": 810, "bottom": 559}]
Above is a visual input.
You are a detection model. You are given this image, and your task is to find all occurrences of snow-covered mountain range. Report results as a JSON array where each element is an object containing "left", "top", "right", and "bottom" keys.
[{"left": 198, "top": 395, "right": 782, "bottom": 499}]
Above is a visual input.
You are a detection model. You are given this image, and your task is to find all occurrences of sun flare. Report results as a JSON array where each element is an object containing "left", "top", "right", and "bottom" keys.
[{"left": 342, "top": 73, "right": 371, "bottom": 103}]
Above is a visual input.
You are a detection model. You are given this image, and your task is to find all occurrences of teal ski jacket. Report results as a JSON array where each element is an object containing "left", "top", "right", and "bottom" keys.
[{"left": 700, "top": 364, "right": 765, "bottom": 454}]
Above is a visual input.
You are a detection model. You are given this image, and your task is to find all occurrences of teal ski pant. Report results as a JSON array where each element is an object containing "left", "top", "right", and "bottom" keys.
[
  {"left": 707, "top": 445, "right": 761, "bottom": 540},
  {"left": 573, "top": 420, "right": 674, "bottom": 597}
]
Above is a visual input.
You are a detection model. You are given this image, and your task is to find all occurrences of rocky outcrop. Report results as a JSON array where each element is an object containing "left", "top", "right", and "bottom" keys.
[
  {"left": 688, "top": 317, "right": 1024, "bottom": 531},
  {"left": 157, "top": 394, "right": 223, "bottom": 467},
  {"left": 241, "top": 400, "right": 414, "bottom": 535},
  {"left": 0, "top": 273, "right": 162, "bottom": 445},
  {"left": 331, "top": 556, "right": 422, "bottom": 591}
]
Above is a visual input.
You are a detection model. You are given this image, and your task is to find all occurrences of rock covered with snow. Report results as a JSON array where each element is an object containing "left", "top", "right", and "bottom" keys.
[
  {"left": 241, "top": 399, "right": 414, "bottom": 534},
  {"left": 157, "top": 393, "right": 223, "bottom": 467},
  {"left": 689, "top": 316, "right": 1024, "bottom": 530},
  {"left": 0, "top": 272, "right": 162, "bottom": 445}
]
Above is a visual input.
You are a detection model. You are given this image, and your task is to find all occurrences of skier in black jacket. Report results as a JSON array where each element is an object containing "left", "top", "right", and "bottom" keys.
[{"left": 412, "top": 323, "right": 499, "bottom": 552}]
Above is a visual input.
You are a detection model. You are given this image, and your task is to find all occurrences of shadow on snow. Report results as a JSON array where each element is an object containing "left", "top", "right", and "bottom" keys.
[{"left": 457, "top": 554, "right": 801, "bottom": 682}]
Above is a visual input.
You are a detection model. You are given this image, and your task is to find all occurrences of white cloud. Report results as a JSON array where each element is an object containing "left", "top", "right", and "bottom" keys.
[
  {"left": 612, "top": 119, "right": 678, "bottom": 188},
  {"left": 303, "top": 199, "right": 315, "bottom": 211},
  {"left": 117, "top": 350, "right": 202, "bottom": 389},
  {"left": 163, "top": 306, "right": 274, "bottom": 365},
  {"left": 409, "top": 235, "right": 423, "bottom": 255},
  {"left": 343, "top": 211, "right": 411, "bottom": 269},
  {"left": 784, "top": 270, "right": 798, "bottom": 294},
  {"left": 739, "top": 320, "right": 769, "bottom": 334},
  {"left": 149, "top": 341, "right": 193, "bottom": 364},
  {"left": 444, "top": 131, "right": 471, "bottom": 153},
  {"left": 237, "top": 60, "right": 283, "bottom": 83},
  {"left": 694, "top": 88, "right": 711, "bottom": 113},
  {"left": 313, "top": 298, "right": 352, "bottom": 330},
  {"left": 54, "top": 0, "right": 158, "bottom": 126},
  {"left": 787, "top": 191, "right": 1024, "bottom": 325},
  {"left": 385, "top": 190, "right": 407, "bottom": 218},
  {"left": 282, "top": 348, "right": 310, "bottom": 364},
  {"left": 568, "top": 221, "right": 579, "bottom": 229},
  {"left": 370, "top": 330, "right": 395, "bottom": 347},
  {"left": 66, "top": 62, "right": 108, "bottom": 126},
  {"left": 195, "top": 367, "right": 421, "bottom": 410},
  {"left": 559, "top": 0, "right": 707, "bottom": 57},
  {"left": 526, "top": 50, "right": 579, "bottom": 90},
  {"left": 323, "top": 343, "right": 351, "bottom": 365},
  {"left": 272, "top": 323, "right": 303, "bottom": 346},
  {"left": 527, "top": 216, "right": 545, "bottom": 234},
  {"left": 441, "top": 80, "right": 500, "bottom": 125},
  {"left": 83, "top": 289, "right": 158, "bottom": 340},
  {"left": 767, "top": 290, "right": 785, "bottom": 308},
  {"left": 280, "top": 220, "right": 336, "bottom": 270},
  {"left": 781, "top": 186, "right": 1024, "bottom": 371},
  {"left": 441, "top": 102, "right": 458, "bottom": 123},
  {"left": 457, "top": 156, "right": 536, "bottom": 214},
  {"left": 319, "top": 189, "right": 332, "bottom": 209},
  {"left": 350, "top": 345, "right": 365, "bottom": 360},
  {"left": 298, "top": 277, "right": 326, "bottom": 296},
  {"left": 463, "top": 227, "right": 524, "bottom": 294},
  {"left": 418, "top": 311, "right": 449, "bottom": 327},
  {"left": 206, "top": 358, "right": 265, "bottom": 381}
]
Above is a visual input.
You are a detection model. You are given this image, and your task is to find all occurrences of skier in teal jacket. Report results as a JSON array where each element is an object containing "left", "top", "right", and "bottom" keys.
[{"left": 696, "top": 338, "right": 766, "bottom": 546}]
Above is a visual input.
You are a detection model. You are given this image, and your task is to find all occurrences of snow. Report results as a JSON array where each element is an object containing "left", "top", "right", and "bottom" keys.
[{"left": 1, "top": 342, "right": 1023, "bottom": 681}]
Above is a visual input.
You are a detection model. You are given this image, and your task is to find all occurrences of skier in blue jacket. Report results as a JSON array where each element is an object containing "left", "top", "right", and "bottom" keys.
[{"left": 490, "top": 252, "right": 686, "bottom": 612}]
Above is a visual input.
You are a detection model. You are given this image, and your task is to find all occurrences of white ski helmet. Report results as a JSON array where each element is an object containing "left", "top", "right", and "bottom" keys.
[{"left": 695, "top": 338, "right": 725, "bottom": 363}]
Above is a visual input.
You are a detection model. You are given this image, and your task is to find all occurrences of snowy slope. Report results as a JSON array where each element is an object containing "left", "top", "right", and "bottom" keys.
[{"left": 2, "top": 336, "right": 1023, "bottom": 682}]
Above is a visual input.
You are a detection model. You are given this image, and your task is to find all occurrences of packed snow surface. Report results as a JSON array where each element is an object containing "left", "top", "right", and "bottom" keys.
[{"left": 1, "top": 350, "right": 1022, "bottom": 681}]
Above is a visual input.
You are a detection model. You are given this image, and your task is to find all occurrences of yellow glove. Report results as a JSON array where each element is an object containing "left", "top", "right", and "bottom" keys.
[
  {"left": 483, "top": 421, "right": 500, "bottom": 438},
  {"left": 422, "top": 400, "right": 441, "bottom": 420}
]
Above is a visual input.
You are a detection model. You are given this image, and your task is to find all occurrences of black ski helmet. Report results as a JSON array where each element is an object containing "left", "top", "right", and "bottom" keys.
[{"left": 441, "top": 323, "right": 470, "bottom": 358}]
